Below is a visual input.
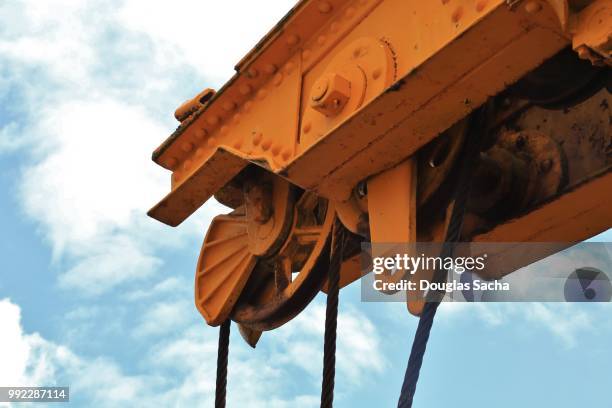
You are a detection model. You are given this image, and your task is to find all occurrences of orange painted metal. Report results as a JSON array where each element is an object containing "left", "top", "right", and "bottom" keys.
[
  {"left": 471, "top": 170, "right": 612, "bottom": 279},
  {"left": 195, "top": 208, "right": 257, "bottom": 326},
  {"left": 571, "top": 0, "right": 612, "bottom": 66},
  {"left": 367, "top": 159, "right": 417, "bottom": 244},
  {"left": 148, "top": 0, "right": 612, "bottom": 329},
  {"left": 148, "top": 0, "right": 609, "bottom": 226}
]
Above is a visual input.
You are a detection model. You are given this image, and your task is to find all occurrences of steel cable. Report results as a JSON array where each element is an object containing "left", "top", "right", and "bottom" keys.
[
  {"left": 215, "top": 319, "right": 231, "bottom": 408},
  {"left": 321, "top": 218, "right": 345, "bottom": 408},
  {"left": 397, "top": 106, "right": 489, "bottom": 408}
]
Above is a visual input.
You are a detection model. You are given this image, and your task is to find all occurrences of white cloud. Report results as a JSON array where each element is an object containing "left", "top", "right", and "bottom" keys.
[
  {"left": 0, "top": 0, "right": 298, "bottom": 303},
  {"left": 146, "top": 299, "right": 386, "bottom": 407},
  {"left": 0, "top": 123, "right": 24, "bottom": 153},
  {"left": 133, "top": 299, "right": 192, "bottom": 337},
  {"left": 117, "top": 0, "right": 297, "bottom": 84},
  {"left": 268, "top": 300, "right": 386, "bottom": 387},
  {"left": 523, "top": 303, "right": 592, "bottom": 348},
  {"left": 0, "top": 1, "right": 392, "bottom": 407},
  {"left": 124, "top": 276, "right": 187, "bottom": 301},
  {"left": 0, "top": 0, "right": 97, "bottom": 89},
  {"left": 438, "top": 302, "right": 594, "bottom": 348},
  {"left": 0, "top": 297, "right": 385, "bottom": 407},
  {"left": 0, "top": 298, "right": 77, "bottom": 392}
]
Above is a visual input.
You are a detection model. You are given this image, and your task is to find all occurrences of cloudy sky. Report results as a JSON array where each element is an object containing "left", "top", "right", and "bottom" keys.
[{"left": 1, "top": 1, "right": 611, "bottom": 407}]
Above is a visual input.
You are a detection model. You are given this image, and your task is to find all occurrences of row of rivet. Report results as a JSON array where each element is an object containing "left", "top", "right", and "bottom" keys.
[
  {"left": 442, "top": 0, "right": 541, "bottom": 23},
  {"left": 300, "top": 0, "right": 373, "bottom": 67},
  {"left": 168, "top": 0, "right": 374, "bottom": 179},
  {"left": 441, "top": 0, "right": 490, "bottom": 23}
]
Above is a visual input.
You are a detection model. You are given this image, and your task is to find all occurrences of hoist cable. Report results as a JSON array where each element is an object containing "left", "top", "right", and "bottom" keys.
[
  {"left": 215, "top": 319, "right": 231, "bottom": 408},
  {"left": 320, "top": 218, "right": 345, "bottom": 408},
  {"left": 397, "top": 106, "right": 489, "bottom": 408}
]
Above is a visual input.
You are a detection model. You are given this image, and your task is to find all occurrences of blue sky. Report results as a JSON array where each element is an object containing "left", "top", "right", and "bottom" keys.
[{"left": 0, "top": 1, "right": 611, "bottom": 407}]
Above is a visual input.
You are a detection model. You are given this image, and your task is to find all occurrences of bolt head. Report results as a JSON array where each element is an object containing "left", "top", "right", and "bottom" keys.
[
  {"left": 524, "top": 1, "right": 541, "bottom": 13},
  {"left": 310, "top": 73, "right": 351, "bottom": 117},
  {"left": 311, "top": 78, "right": 330, "bottom": 102}
]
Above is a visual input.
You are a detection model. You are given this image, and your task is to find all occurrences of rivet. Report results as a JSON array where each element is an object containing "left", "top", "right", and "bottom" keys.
[
  {"left": 273, "top": 73, "right": 283, "bottom": 86},
  {"left": 253, "top": 131, "right": 263, "bottom": 145},
  {"left": 207, "top": 137, "right": 217, "bottom": 148},
  {"left": 317, "top": 35, "right": 326, "bottom": 45},
  {"left": 318, "top": 1, "right": 332, "bottom": 13},
  {"left": 220, "top": 125, "right": 229, "bottom": 135},
  {"left": 330, "top": 22, "right": 340, "bottom": 33},
  {"left": 302, "top": 49, "right": 311, "bottom": 61},
  {"left": 194, "top": 128, "right": 207, "bottom": 139},
  {"left": 475, "top": 0, "right": 487, "bottom": 12},
  {"left": 207, "top": 115, "right": 219, "bottom": 126},
  {"left": 195, "top": 148, "right": 205, "bottom": 157},
  {"left": 243, "top": 101, "right": 253, "bottom": 112},
  {"left": 286, "top": 34, "right": 299, "bottom": 46},
  {"left": 247, "top": 67, "right": 259, "bottom": 78},
  {"left": 263, "top": 64, "right": 277, "bottom": 74},
  {"left": 303, "top": 122, "right": 312, "bottom": 133},
  {"left": 166, "top": 157, "right": 178, "bottom": 169},
  {"left": 183, "top": 159, "right": 192, "bottom": 170},
  {"left": 271, "top": 145, "right": 281, "bottom": 156},
  {"left": 239, "top": 84, "right": 252, "bottom": 95},
  {"left": 451, "top": 6, "right": 463, "bottom": 23},
  {"left": 261, "top": 139, "right": 272, "bottom": 151},
  {"left": 181, "top": 142, "right": 194, "bottom": 152},
  {"left": 282, "top": 149, "right": 292, "bottom": 160},
  {"left": 345, "top": 7, "right": 355, "bottom": 17},
  {"left": 257, "top": 88, "right": 267, "bottom": 100},
  {"left": 524, "top": 1, "right": 541, "bottom": 13},
  {"left": 372, "top": 68, "right": 382, "bottom": 80},
  {"left": 233, "top": 139, "right": 243, "bottom": 149},
  {"left": 284, "top": 62, "right": 295, "bottom": 74},
  {"left": 222, "top": 101, "right": 236, "bottom": 111},
  {"left": 232, "top": 113, "right": 241, "bottom": 124}
]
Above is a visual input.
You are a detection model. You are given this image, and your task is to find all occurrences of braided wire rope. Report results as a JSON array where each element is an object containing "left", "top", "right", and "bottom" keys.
[
  {"left": 215, "top": 319, "right": 231, "bottom": 408},
  {"left": 397, "top": 107, "right": 489, "bottom": 408},
  {"left": 321, "top": 218, "right": 345, "bottom": 408}
]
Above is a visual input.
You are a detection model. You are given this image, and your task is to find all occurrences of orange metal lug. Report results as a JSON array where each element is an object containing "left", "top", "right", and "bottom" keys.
[
  {"left": 174, "top": 88, "right": 216, "bottom": 122},
  {"left": 367, "top": 159, "right": 417, "bottom": 244},
  {"left": 367, "top": 159, "right": 418, "bottom": 299}
]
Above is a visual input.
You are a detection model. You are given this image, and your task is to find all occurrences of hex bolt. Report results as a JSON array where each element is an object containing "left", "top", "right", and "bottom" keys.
[
  {"left": 311, "top": 78, "right": 330, "bottom": 102},
  {"left": 310, "top": 73, "right": 351, "bottom": 117}
]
